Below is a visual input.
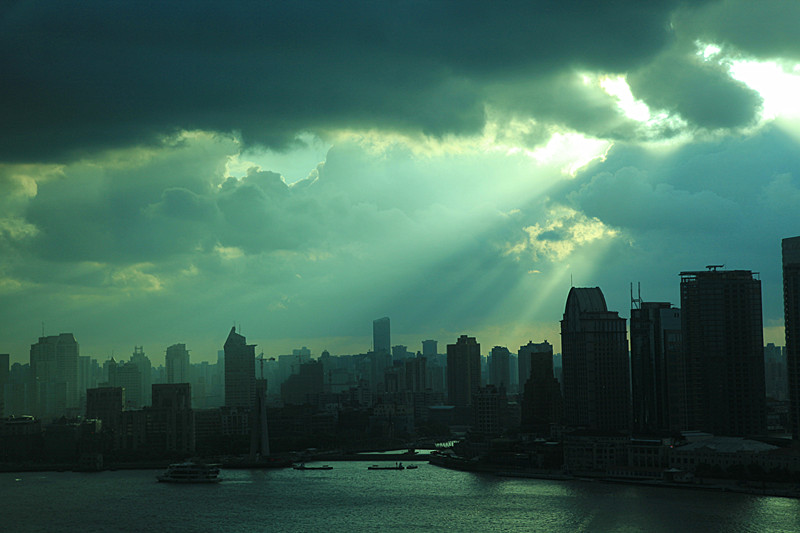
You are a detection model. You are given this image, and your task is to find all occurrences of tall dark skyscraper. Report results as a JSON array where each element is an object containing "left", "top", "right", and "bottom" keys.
[
  {"left": 630, "top": 300, "right": 683, "bottom": 433},
  {"left": 0, "top": 353, "right": 8, "bottom": 417},
  {"left": 681, "top": 268, "right": 766, "bottom": 436},
  {"left": 130, "top": 346, "right": 152, "bottom": 406},
  {"left": 224, "top": 327, "right": 256, "bottom": 409},
  {"left": 373, "top": 317, "right": 390, "bottom": 355},
  {"left": 446, "top": 335, "right": 481, "bottom": 409},
  {"left": 488, "top": 346, "right": 511, "bottom": 389},
  {"left": 783, "top": 237, "right": 800, "bottom": 440},
  {"left": 30, "top": 333, "right": 79, "bottom": 418},
  {"left": 520, "top": 339, "right": 562, "bottom": 434},
  {"left": 561, "top": 287, "right": 630, "bottom": 431},
  {"left": 518, "top": 341, "right": 552, "bottom": 389}
]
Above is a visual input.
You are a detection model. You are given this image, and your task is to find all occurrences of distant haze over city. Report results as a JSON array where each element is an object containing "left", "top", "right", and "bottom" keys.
[{"left": 1, "top": 2, "right": 799, "bottom": 363}]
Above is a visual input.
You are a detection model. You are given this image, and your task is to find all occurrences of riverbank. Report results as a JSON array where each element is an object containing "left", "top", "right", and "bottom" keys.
[{"left": 428, "top": 455, "right": 800, "bottom": 499}]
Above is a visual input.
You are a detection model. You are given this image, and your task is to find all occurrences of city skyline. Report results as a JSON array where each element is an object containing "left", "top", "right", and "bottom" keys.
[
  {"left": 1, "top": 2, "right": 799, "bottom": 364},
  {"left": 0, "top": 266, "right": 793, "bottom": 367}
]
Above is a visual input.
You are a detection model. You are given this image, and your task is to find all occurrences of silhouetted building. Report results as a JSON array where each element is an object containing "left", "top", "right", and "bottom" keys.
[
  {"left": 764, "top": 343, "right": 788, "bottom": 401},
  {"left": 116, "top": 361, "right": 143, "bottom": 410},
  {"left": 630, "top": 301, "right": 683, "bottom": 433},
  {"left": 488, "top": 346, "right": 511, "bottom": 389},
  {"left": 368, "top": 349, "right": 392, "bottom": 394},
  {"left": 784, "top": 237, "right": 800, "bottom": 440},
  {"left": 404, "top": 356, "right": 427, "bottom": 392},
  {"left": 422, "top": 339, "right": 438, "bottom": 358},
  {"left": 392, "top": 345, "right": 411, "bottom": 362},
  {"left": 130, "top": 346, "right": 152, "bottom": 406},
  {"left": 446, "top": 335, "right": 481, "bottom": 412},
  {"left": 0, "top": 415, "right": 43, "bottom": 462},
  {"left": 5, "top": 363, "right": 30, "bottom": 417},
  {"left": 518, "top": 341, "right": 552, "bottom": 392},
  {"left": 561, "top": 287, "right": 630, "bottom": 431},
  {"left": 0, "top": 354, "right": 8, "bottom": 417},
  {"left": 681, "top": 268, "right": 766, "bottom": 436},
  {"left": 224, "top": 327, "right": 256, "bottom": 409},
  {"left": 86, "top": 386, "right": 124, "bottom": 433},
  {"left": 281, "top": 360, "right": 324, "bottom": 405},
  {"left": 427, "top": 364, "right": 445, "bottom": 395},
  {"left": 149, "top": 383, "right": 194, "bottom": 454},
  {"left": 250, "top": 379, "right": 269, "bottom": 459},
  {"left": 166, "top": 343, "right": 190, "bottom": 384},
  {"left": 474, "top": 385, "right": 501, "bottom": 436},
  {"left": 373, "top": 317, "right": 391, "bottom": 355},
  {"left": 520, "top": 340, "right": 563, "bottom": 435},
  {"left": 30, "top": 333, "right": 79, "bottom": 418}
]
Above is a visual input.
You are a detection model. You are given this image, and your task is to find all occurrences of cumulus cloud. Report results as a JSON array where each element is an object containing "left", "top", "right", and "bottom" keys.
[
  {"left": 507, "top": 205, "right": 620, "bottom": 262},
  {"left": 2, "top": 1, "right": 800, "bottom": 360},
  {"left": 568, "top": 166, "right": 739, "bottom": 233}
]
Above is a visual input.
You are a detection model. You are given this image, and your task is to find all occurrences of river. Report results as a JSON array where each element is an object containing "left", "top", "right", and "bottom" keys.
[{"left": 2, "top": 460, "right": 799, "bottom": 532}]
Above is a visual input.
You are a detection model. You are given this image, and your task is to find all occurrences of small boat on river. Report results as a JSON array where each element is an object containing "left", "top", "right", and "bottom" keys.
[
  {"left": 293, "top": 463, "right": 333, "bottom": 470},
  {"left": 368, "top": 463, "right": 405, "bottom": 470}
]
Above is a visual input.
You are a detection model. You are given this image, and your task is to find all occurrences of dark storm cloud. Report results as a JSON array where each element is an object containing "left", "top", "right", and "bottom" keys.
[
  {"left": 0, "top": 0, "right": 700, "bottom": 161},
  {"left": 675, "top": 0, "right": 800, "bottom": 61}
]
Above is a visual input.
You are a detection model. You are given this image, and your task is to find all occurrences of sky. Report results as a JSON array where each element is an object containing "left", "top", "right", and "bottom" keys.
[{"left": 2, "top": 1, "right": 800, "bottom": 365}]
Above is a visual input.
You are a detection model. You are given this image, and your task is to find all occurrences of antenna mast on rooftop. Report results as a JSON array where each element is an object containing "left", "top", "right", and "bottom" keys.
[{"left": 631, "top": 282, "right": 642, "bottom": 310}]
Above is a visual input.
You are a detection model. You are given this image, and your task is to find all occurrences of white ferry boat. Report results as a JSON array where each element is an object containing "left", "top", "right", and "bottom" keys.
[{"left": 157, "top": 461, "right": 222, "bottom": 483}]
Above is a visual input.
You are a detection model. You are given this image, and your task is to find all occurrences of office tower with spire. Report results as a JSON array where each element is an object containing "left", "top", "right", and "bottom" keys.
[
  {"left": 561, "top": 287, "right": 630, "bottom": 432},
  {"left": 681, "top": 267, "right": 766, "bottom": 436},
  {"left": 630, "top": 296, "right": 683, "bottom": 433},
  {"left": 224, "top": 327, "right": 256, "bottom": 409}
]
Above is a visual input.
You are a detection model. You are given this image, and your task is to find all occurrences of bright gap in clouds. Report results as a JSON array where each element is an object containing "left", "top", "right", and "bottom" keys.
[
  {"left": 699, "top": 42, "right": 800, "bottom": 122},
  {"left": 729, "top": 60, "right": 800, "bottom": 120},
  {"left": 227, "top": 132, "right": 331, "bottom": 184},
  {"left": 599, "top": 76, "right": 651, "bottom": 122},
  {"left": 528, "top": 132, "right": 611, "bottom": 177}
]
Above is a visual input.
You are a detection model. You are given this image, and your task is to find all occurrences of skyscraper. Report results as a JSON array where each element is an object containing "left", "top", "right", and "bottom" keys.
[
  {"left": 630, "top": 301, "right": 683, "bottom": 433},
  {"left": 446, "top": 335, "right": 481, "bottom": 409},
  {"left": 681, "top": 268, "right": 766, "bottom": 436},
  {"left": 783, "top": 237, "right": 800, "bottom": 439},
  {"left": 373, "top": 317, "right": 390, "bottom": 355},
  {"left": 29, "top": 333, "right": 79, "bottom": 418},
  {"left": 224, "top": 327, "right": 256, "bottom": 409},
  {"left": 518, "top": 341, "right": 553, "bottom": 387},
  {"left": 422, "top": 339, "right": 438, "bottom": 358},
  {"left": 166, "top": 343, "right": 190, "bottom": 384},
  {"left": 488, "top": 346, "right": 511, "bottom": 389},
  {"left": 0, "top": 353, "right": 8, "bottom": 417},
  {"left": 561, "top": 287, "right": 630, "bottom": 431},
  {"left": 520, "top": 340, "right": 562, "bottom": 434},
  {"left": 116, "top": 361, "right": 143, "bottom": 409},
  {"left": 130, "top": 346, "right": 152, "bottom": 406}
]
